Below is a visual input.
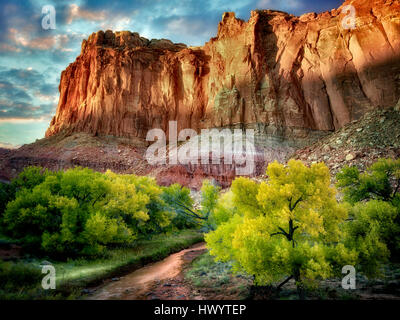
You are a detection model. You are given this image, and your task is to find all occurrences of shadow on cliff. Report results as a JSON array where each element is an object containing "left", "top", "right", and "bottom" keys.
[{"left": 235, "top": 10, "right": 400, "bottom": 134}]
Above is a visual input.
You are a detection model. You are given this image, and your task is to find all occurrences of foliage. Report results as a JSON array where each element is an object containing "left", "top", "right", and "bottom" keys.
[
  {"left": 208, "top": 191, "right": 238, "bottom": 227},
  {"left": 206, "top": 160, "right": 358, "bottom": 296},
  {"left": 161, "top": 184, "right": 198, "bottom": 229},
  {"left": 0, "top": 260, "right": 42, "bottom": 290},
  {"left": 344, "top": 200, "right": 399, "bottom": 276},
  {"left": 0, "top": 167, "right": 194, "bottom": 258},
  {"left": 163, "top": 180, "right": 220, "bottom": 230},
  {"left": 0, "top": 182, "right": 13, "bottom": 217},
  {"left": 11, "top": 166, "right": 50, "bottom": 191},
  {"left": 336, "top": 158, "right": 400, "bottom": 205},
  {"left": 199, "top": 180, "right": 221, "bottom": 230},
  {"left": 0, "top": 166, "right": 51, "bottom": 217},
  {"left": 337, "top": 158, "right": 400, "bottom": 256}
]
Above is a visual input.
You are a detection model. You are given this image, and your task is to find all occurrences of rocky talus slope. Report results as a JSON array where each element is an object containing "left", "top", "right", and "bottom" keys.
[{"left": 292, "top": 105, "right": 400, "bottom": 175}]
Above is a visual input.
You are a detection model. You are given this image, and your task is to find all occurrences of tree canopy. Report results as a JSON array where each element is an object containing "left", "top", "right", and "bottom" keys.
[{"left": 206, "top": 160, "right": 358, "bottom": 295}]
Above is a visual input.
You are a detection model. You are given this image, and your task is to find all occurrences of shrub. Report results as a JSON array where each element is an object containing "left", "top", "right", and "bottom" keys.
[
  {"left": 337, "top": 158, "right": 400, "bottom": 257},
  {"left": 0, "top": 167, "right": 184, "bottom": 258},
  {"left": 337, "top": 158, "right": 400, "bottom": 204},
  {"left": 344, "top": 200, "right": 399, "bottom": 276},
  {"left": 0, "top": 182, "right": 13, "bottom": 217},
  {"left": 0, "top": 260, "right": 42, "bottom": 290}
]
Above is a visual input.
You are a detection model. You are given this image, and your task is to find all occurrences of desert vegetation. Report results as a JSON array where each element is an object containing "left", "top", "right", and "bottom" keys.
[{"left": 0, "top": 159, "right": 399, "bottom": 299}]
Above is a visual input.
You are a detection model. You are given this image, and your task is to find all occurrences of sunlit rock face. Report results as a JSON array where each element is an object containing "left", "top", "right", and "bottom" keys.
[{"left": 45, "top": 0, "right": 400, "bottom": 172}]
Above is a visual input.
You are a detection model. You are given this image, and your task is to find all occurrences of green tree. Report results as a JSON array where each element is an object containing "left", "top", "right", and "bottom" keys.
[
  {"left": 167, "top": 180, "right": 220, "bottom": 230},
  {"left": 125, "top": 174, "right": 173, "bottom": 235},
  {"left": 336, "top": 158, "right": 400, "bottom": 205},
  {"left": 1, "top": 167, "right": 174, "bottom": 258},
  {"left": 208, "top": 191, "right": 238, "bottom": 227},
  {"left": 102, "top": 172, "right": 153, "bottom": 236},
  {"left": 206, "top": 160, "right": 357, "bottom": 298},
  {"left": 0, "top": 182, "right": 13, "bottom": 217},
  {"left": 337, "top": 158, "right": 400, "bottom": 255},
  {"left": 344, "top": 200, "right": 399, "bottom": 276},
  {"left": 0, "top": 166, "right": 51, "bottom": 218},
  {"left": 11, "top": 166, "right": 50, "bottom": 191},
  {"left": 161, "top": 184, "right": 198, "bottom": 229}
]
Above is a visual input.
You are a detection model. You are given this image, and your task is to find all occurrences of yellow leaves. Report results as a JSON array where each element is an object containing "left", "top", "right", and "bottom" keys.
[
  {"left": 300, "top": 209, "right": 325, "bottom": 237},
  {"left": 84, "top": 211, "right": 134, "bottom": 245},
  {"left": 254, "top": 159, "right": 343, "bottom": 240},
  {"left": 232, "top": 216, "right": 271, "bottom": 249},
  {"left": 266, "top": 161, "right": 285, "bottom": 181},
  {"left": 329, "top": 243, "right": 358, "bottom": 268},
  {"left": 231, "top": 177, "right": 262, "bottom": 217},
  {"left": 134, "top": 210, "right": 150, "bottom": 222},
  {"left": 206, "top": 159, "right": 354, "bottom": 287},
  {"left": 205, "top": 214, "right": 242, "bottom": 262}
]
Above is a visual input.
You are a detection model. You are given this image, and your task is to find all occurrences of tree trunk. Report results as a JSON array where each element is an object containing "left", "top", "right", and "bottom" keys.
[{"left": 294, "top": 271, "right": 306, "bottom": 300}]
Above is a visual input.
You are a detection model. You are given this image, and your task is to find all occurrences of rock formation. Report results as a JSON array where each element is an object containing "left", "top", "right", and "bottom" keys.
[{"left": 46, "top": 0, "right": 400, "bottom": 147}]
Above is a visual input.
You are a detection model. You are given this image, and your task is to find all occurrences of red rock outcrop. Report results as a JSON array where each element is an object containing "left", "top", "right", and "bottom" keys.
[{"left": 46, "top": 0, "right": 400, "bottom": 144}]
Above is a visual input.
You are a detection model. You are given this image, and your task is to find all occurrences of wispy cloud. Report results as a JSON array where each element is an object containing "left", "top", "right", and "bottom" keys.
[
  {"left": 66, "top": 4, "right": 106, "bottom": 24},
  {"left": 257, "top": 0, "right": 303, "bottom": 10}
]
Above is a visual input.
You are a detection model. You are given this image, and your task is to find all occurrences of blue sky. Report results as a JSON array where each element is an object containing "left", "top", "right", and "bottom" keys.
[{"left": 0, "top": 0, "right": 343, "bottom": 148}]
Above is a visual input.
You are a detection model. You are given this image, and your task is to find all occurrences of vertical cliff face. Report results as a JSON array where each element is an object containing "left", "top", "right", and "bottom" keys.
[{"left": 46, "top": 0, "right": 400, "bottom": 146}]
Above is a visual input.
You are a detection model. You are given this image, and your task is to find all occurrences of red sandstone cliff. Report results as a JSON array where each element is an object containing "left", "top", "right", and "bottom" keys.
[{"left": 46, "top": 0, "right": 400, "bottom": 143}]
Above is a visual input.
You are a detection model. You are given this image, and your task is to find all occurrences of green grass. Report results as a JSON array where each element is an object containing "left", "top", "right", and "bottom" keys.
[
  {"left": 0, "top": 229, "right": 203, "bottom": 300},
  {"left": 185, "top": 252, "right": 252, "bottom": 298},
  {"left": 186, "top": 253, "right": 233, "bottom": 288}
]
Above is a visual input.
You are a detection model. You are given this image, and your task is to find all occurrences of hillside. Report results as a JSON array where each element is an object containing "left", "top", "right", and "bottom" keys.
[{"left": 292, "top": 103, "right": 400, "bottom": 175}]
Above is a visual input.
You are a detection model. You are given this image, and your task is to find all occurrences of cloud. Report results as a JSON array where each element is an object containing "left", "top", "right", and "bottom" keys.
[
  {"left": 0, "top": 81, "right": 31, "bottom": 101},
  {"left": 257, "top": 0, "right": 303, "bottom": 10},
  {"left": 0, "top": 43, "right": 20, "bottom": 52},
  {"left": 7, "top": 28, "right": 75, "bottom": 51},
  {"left": 0, "top": 100, "right": 55, "bottom": 120},
  {"left": 0, "top": 68, "right": 58, "bottom": 96},
  {"left": 0, "top": 67, "right": 58, "bottom": 120},
  {"left": 159, "top": 16, "right": 218, "bottom": 44},
  {"left": 0, "top": 141, "right": 19, "bottom": 149},
  {"left": 66, "top": 4, "right": 106, "bottom": 24}
]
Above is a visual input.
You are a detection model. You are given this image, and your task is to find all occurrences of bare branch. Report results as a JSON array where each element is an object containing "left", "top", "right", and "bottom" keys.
[
  {"left": 277, "top": 275, "right": 294, "bottom": 290},
  {"left": 174, "top": 200, "right": 208, "bottom": 220}
]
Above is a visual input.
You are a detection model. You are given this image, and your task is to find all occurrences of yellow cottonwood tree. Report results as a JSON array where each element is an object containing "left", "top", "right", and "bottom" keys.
[{"left": 206, "top": 160, "right": 357, "bottom": 298}]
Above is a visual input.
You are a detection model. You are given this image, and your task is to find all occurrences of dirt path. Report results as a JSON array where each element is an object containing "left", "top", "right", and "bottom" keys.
[{"left": 88, "top": 242, "right": 206, "bottom": 300}]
